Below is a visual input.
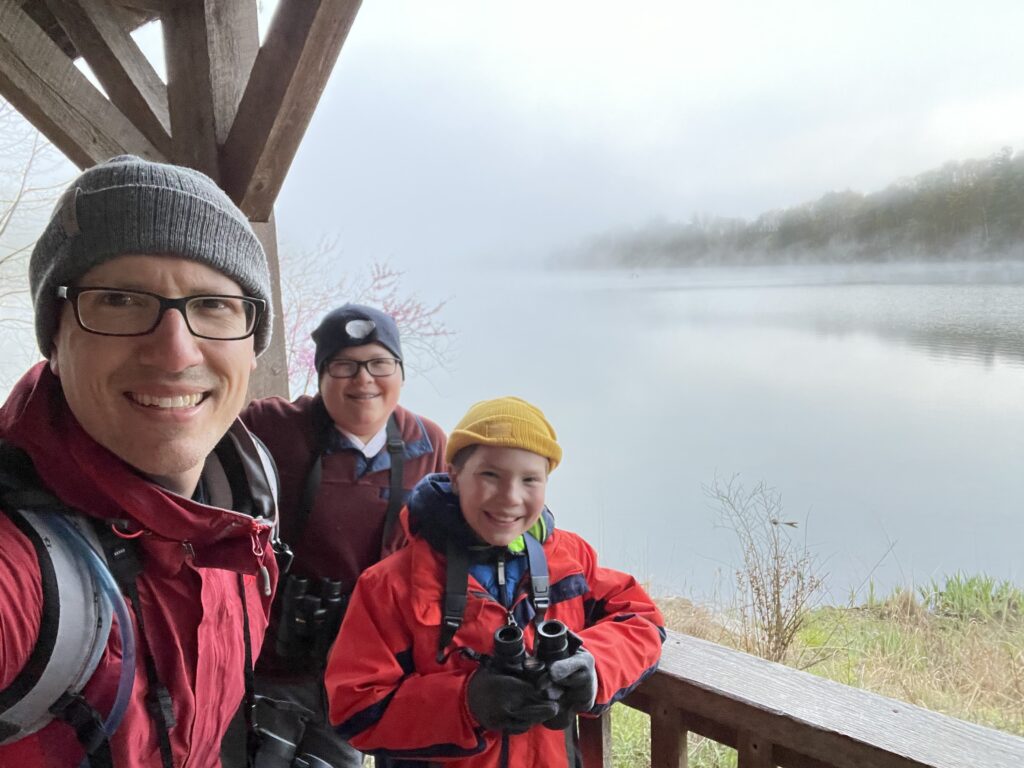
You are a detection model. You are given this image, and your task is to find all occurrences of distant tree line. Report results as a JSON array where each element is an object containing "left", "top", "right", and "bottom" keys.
[{"left": 577, "top": 147, "right": 1024, "bottom": 268}]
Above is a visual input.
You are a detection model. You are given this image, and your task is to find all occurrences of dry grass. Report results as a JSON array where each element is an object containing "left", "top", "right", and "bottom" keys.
[
  {"left": 800, "top": 599, "right": 1024, "bottom": 735},
  {"left": 609, "top": 587, "right": 1024, "bottom": 768}
]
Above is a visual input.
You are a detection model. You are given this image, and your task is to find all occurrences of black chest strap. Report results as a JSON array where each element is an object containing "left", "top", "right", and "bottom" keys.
[
  {"left": 436, "top": 532, "right": 549, "bottom": 661},
  {"left": 522, "top": 533, "right": 550, "bottom": 625},
  {"left": 437, "top": 539, "right": 470, "bottom": 662},
  {"left": 381, "top": 415, "right": 406, "bottom": 554}
]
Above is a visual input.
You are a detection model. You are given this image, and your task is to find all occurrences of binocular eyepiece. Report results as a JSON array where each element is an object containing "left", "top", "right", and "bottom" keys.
[{"left": 490, "top": 619, "right": 572, "bottom": 682}]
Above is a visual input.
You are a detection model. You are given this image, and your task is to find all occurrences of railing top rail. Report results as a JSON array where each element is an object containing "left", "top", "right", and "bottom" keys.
[{"left": 630, "top": 630, "right": 1024, "bottom": 768}]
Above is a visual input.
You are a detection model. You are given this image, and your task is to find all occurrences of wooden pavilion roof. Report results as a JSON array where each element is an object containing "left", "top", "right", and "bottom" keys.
[
  {"left": 15, "top": 0, "right": 159, "bottom": 60},
  {"left": 0, "top": 0, "right": 359, "bottom": 221},
  {"left": 0, "top": 0, "right": 362, "bottom": 399}
]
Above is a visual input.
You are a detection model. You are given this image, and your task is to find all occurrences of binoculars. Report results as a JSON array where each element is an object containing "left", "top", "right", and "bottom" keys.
[
  {"left": 274, "top": 574, "right": 347, "bottom": 662},
  {"left": 490, "top": 618, "right": 575, "bottom": 684}
]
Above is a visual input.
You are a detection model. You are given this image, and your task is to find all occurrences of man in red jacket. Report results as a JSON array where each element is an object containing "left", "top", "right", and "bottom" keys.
[
  {"left": 243, "top": 304, "right": 446, "bottom": 767},
  {"left": 0, "top": 155, "right": 279, "bottom": 767}
]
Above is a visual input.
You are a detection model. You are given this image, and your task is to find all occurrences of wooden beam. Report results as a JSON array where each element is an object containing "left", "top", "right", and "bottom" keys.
[
  {"left": 161, "top": 0, "right": 218, "bottom": 177},
  {"left": 203, "top": 0, "right": 258, "bottom": 146},
  {"left": 222, "top": 0, "right": 361, "bottom": 220},
  {"left": 45, "top": 0, "right": 172, "bottom": 156},
  {"left": 0, "top": 0, "right": 161, "bottom": 167},
  {"left": 161, "top": 0, "right": 258, "bottom": 179},
  {"left": 112, "top": 0, "right": 167, "bottom": 12}
]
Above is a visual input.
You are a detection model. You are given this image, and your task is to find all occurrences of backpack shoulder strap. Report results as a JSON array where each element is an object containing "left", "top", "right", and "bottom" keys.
[
  {"left": 380, "top": 413, "right": 406, "bottom": 555},
  {"left": 0, "top": 442, "right": 114, "bottom": 759}
]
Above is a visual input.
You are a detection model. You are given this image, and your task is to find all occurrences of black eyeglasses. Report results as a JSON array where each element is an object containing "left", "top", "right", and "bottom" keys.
[
  {"left": 57, "top": 286, "right": 265, "bottom": 340},
  {"left": 325, "top": 357, "right": 402, "bottom": 379}
]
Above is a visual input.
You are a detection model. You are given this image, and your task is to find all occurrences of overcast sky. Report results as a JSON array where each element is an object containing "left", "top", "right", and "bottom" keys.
[
  {"left": 235, "top": 1, "right": 1024, "bottom": 270},
  {"left": 15, "top": 1, "right": 1024, "bottom": 277}
]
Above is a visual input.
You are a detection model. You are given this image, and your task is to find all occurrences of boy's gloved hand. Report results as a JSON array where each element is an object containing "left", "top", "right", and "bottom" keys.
[
  {"left": 467, "top": 668, "right": 561, "bottom": 734},
  {"left": 543, "top": 648, "right": 598, "bottom": 730}
]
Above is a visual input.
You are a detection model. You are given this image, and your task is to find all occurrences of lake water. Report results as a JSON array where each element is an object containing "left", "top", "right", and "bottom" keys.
[{"left": 401, "top": 261, "right": 1024, "bottom": 601}]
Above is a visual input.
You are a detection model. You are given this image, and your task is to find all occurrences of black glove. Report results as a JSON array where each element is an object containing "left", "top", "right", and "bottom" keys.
[
  {"left": 467, "top": 667, "right": 561, "bottom": 734},
  {"left": 543, "top": 648, "right": 598, "bottom": 730}
]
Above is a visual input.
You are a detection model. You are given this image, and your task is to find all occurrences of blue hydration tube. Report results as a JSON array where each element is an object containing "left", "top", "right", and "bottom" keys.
[{"left": 47, "top": 516, "right": 137, "bottom": 743}]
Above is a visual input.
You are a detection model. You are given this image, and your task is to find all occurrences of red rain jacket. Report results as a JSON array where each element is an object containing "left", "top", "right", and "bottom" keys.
[
  {"left": 324, "top": 475, "right": 665, "bottom": 768},
  {"left": 0, "top": 364, "right": 276, "bottom": 767}
]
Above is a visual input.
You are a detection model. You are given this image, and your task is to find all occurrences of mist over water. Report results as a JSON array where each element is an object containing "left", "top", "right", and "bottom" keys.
[
  {"left": 3, "top": 254, "right": 1019, "bottom": 603},
  {"left": 402, "top": 261, "right": 1024, "bottom": 601}
]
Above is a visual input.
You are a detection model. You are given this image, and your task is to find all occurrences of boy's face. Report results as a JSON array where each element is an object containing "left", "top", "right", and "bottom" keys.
[
  {"left": 319, "top": 341, "right": 403, "bottom": 441},
  {"left": 449, "top": 445, "right": 549, "bottom": 547}
]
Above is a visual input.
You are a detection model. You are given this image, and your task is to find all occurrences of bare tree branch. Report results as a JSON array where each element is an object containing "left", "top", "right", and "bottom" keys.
[
  {"left": 0, "top": 99, "right": 67, "bottom": 325},
  {"left": 280, "top": 238, "right": 455, "bottom": 398}
]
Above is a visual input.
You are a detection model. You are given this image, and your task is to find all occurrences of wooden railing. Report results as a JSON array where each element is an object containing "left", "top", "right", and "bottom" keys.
[{"left": 577, "top": 630, "right": 1024, "bottom": 768}]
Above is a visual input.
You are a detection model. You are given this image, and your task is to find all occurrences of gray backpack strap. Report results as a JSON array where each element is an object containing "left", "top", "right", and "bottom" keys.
[{"left": 0, "top": 480, "right": 112, "bottom": 746}]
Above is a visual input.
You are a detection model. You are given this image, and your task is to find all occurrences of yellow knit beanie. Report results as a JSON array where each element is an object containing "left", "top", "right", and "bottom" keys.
[{"left": 446, "top": 396, "right": 562, "bottom": 472}]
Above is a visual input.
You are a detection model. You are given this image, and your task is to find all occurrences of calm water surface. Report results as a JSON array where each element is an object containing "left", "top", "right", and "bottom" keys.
[{"left": 403, "top": 262, "right": 1024, "bottom": 600}]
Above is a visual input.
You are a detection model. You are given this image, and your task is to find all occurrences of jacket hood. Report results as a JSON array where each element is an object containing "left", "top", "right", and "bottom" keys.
[
  {"left": 406, "top": 472, "right": 555, "bottom": 557},
  {"left": 0, "top": 362, "right": 274, "bottom": 576}
]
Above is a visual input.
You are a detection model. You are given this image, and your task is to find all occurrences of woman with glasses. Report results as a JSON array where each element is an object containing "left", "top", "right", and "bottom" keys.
[{"left": 241, "top": 303, "right": 446, "bottom": 768}]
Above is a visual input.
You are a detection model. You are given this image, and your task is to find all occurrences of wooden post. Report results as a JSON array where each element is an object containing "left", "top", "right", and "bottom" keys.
[
  {"left": 248, "top": 216, "right": 289, "bottom": 400},
  {"left": 651, "top": 705, "right": 688, "bottom": 768},
  {"left": 578, "top": 713, "right": 612, "bottom": 768}
]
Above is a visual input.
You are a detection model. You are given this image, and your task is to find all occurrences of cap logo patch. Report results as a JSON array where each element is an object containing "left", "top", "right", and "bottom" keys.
[
  {"left": 345, "top": 319, "right": 375, "bottom": 340},
  {"left": 484, "top": 422, "right": 513, "bottom": 438},
  {"left": 55, "top": 187, "right": 81, "bottom": 236}
]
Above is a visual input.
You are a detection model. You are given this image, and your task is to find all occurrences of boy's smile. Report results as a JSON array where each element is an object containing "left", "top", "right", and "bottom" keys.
[{"left": 449, "top": 445, "right": 549, "bottom": 547}]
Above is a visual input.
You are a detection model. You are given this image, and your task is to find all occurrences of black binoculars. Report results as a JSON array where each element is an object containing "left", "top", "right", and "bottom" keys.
[
  {"left": 274, "top": 574, "right": 348, "bottom": 662},
  {"left": 490, "top": 619, "right": 575, "bottom": 683}
]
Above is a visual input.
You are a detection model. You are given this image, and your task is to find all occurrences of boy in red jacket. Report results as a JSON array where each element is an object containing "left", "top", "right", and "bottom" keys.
[{"left": 324, "top": 396, "right": 665, "bottom": 767}]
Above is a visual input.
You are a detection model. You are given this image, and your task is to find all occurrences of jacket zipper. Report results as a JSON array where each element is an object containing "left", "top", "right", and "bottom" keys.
[
  {"left": 496, "top": 551, "right": 507, "bottom": 607},
  {"left": 250, "top": 522, "right": 272, "bottom": 596}
]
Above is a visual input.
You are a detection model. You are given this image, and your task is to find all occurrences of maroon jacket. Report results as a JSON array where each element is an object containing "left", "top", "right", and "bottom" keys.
[
  {"left": 242, "top": 395, "right": 446, "bottom": 590},
  {"left": 0, "top": 363, "right": 276, "bottom": 767}
]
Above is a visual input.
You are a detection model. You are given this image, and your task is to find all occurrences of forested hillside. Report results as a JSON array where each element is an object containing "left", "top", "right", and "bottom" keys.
[{"left": 577, "top": 147, "right": 1024, "bottom": 267}]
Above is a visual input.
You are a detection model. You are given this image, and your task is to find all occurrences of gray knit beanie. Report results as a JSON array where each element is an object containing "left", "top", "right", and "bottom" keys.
[{"left": 30, "top": 155, "right": 273, "bottom": 356}]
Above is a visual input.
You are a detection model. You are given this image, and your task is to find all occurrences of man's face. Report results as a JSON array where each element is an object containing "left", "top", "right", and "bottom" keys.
[
  {"left": 50, "top": 254, "right": 257, "bottom": 495},
  {"left": 450, "top": 446, "right": 549, "bottom": 547},
  {"left": 319, "top": 342, "right": 402, "bottom": 441}
]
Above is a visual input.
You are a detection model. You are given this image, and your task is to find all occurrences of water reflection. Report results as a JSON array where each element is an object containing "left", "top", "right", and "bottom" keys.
[
  {"left": 623, "top": 263, "right": 1024, "bottom": 368},
  {"left": 406, "top": 262, "right": 1024, "bottom": 599}
]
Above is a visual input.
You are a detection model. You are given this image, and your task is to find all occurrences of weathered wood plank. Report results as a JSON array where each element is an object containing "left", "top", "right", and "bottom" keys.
[
  {"left": 738, "top": 730, "right": 774, "bottom": 768},
  {"left": 45, "top": 0, "right": 171, "bottom": 155},
  {"left": 578, "top": 712, "right": 611, "bottom": 768},
  {"left": 222, "top": 0, "right": 360, "bottom": 219},
  {"left": 161, "top": 0, "right": 219, "bottom": 177},
  {"left": 0, "top": 0, "right": 160, "bottom": 167},
  {"left": 203, "top": 0, "right": 257, "bottom": 146},
  {"left": 633, "top": 631, "right": 1024, "bottom": 768}
]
